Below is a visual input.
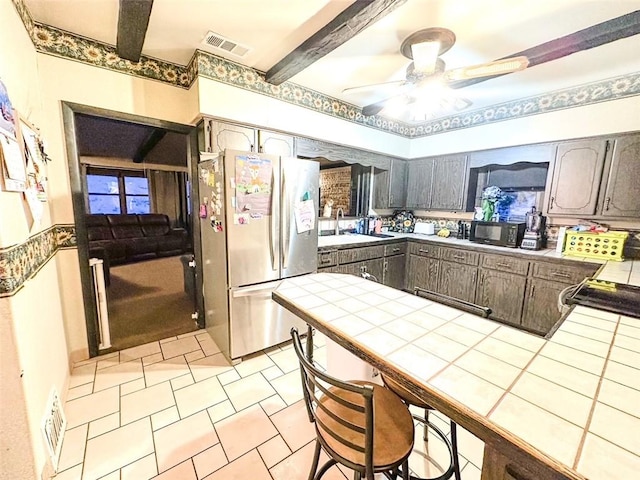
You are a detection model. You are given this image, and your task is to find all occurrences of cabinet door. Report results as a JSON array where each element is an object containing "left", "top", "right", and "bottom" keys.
[
  {"left": 476, "top": 269, "right": 526, "bottom": 325},
  {"left": 601, "top": 135, "right": 640, "bottom": 217},
  {"left": 406, "top": 159, "right": 434, "bottom": 208},
  {"left": 210, "top": 121, "right": 256, "bottom": 153},
  {"left": 258, "top": 130, "right": 294, "bottom": 156},
  {"left": 521, "top": 278, "right": 569, "bottom": 335},
  {"left": 407, "top": 255, "right": 439, "bottom": 292},
  {"left": 438, "top": 261, "right": 477, "bottom": 303},
  {"left": 373, "top": 168, "right": 390, "bottom": 210},
  {"left": 547, "top": 140, "right": 607, "bottom": 215},
  {"left": 383, "top": 254, "right": 406, "bottom": 290},
  {"left": 389, "top": 160, "right": 407, "bottom": 208},
  {"left": 334, "top": 258, "right": 384, "bottom": 282},
  {"left": 430, "top": 155, "right": 468, "bottom": 211}
]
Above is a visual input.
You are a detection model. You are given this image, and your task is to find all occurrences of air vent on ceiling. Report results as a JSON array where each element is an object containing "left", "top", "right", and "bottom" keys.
[{"left": 202, "top": 31, "right": 250, "bottom": 58}]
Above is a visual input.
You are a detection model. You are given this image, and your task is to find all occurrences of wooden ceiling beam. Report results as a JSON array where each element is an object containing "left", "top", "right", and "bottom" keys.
[
  {"left": 449, "top": 9, "right": 640, "bottom": 90},
  {"left": 265, "top": 0, "right": 407, "bottom": 85},
  {"left": 133, "top": 129, "right": 166, "bottom": 163},
  {"left": 117, "top": 0, "right": 154, "bottom": 63}
]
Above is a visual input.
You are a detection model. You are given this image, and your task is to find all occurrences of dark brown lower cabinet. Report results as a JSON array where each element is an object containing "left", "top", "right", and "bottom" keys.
[
  {"left": 407, "top": 254, "right": 440, "bottom": 292},
  {"left": 521, "top": 278, "right": 571, "bottom": 334},
  {"left": 383, "top": 254, "right": 406, "bottom": 290},
  {"left": 333, "top": 258, "right": 385, "bottom": 282},
  {"left": 476, "top": 269, "right": 527, "bottom": 326},
  {"left": 438, "top": 261, "right": 477, "bottom": 304}
]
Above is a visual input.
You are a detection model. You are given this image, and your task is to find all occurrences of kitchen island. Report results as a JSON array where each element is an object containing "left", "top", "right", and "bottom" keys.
[{"left": 273, "top": 259, "right": 640, "bottom": 480}]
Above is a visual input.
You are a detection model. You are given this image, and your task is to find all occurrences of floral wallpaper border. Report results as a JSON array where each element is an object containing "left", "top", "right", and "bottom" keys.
[
  {"left": 11, "top": 0, "right": 640, "bottom": 139},
  {"left": 0, "top": 225, "right": 77, "bottom": 297}
]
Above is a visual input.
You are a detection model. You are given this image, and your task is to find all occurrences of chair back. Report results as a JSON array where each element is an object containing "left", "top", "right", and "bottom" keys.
[{"left": 290, "top": 328, "right": 375, "bottom": 473}]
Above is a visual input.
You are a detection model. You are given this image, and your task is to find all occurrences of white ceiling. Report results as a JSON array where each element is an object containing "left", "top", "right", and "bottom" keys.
[{"left": 24, "top": 0, "right": 640, "bottom": 122}]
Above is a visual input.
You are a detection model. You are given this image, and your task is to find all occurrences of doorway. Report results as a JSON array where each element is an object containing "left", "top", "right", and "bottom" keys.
[{"left": 62, "top": 103, "right": 202, "bottom": 357}]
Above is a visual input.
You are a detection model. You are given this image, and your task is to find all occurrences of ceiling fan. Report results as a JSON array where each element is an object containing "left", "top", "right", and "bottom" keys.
[{"left": 343, "top": 28, "right": 530, "bottom": 117}]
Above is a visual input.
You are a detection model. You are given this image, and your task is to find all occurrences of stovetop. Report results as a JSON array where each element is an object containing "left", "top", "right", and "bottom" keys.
[{"left": 566, "top": 279, "right": 640, "bottom": 319}]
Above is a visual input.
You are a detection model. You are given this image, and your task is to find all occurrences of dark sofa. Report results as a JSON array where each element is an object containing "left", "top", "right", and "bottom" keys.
[{"left": 87, "top": 214, "right": 189, "bottom": 267}]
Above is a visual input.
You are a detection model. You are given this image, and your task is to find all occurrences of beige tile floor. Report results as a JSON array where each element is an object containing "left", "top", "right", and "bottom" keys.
[{"left": 56, "top": 330, "right": 484, "bottom": 480}]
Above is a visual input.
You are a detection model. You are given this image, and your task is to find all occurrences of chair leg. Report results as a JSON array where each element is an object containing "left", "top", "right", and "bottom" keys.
[
  {"left": 450, "top": 422, "right": 462, "bottom": 480},
  {"left": 423, "top": 409, "right": 429, "bottom": 442},
  {"left": 402, "top": 459, "right": 410, "bottom": 480},
  {"left": 308, "top": 440, "right": 321, "bottom": 480}
]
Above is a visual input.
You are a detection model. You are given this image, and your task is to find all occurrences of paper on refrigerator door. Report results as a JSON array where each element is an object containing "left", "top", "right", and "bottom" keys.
[
  {"left": 294, "top": 199, "right": 315, "bottom": 233},
  {"left": 234, "top": 154, "right": 272, "bottom": 215}
]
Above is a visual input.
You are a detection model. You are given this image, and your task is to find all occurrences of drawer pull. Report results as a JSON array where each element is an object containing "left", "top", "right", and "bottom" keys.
[
  {"left": 550, "top": 272, "right": 571, "bottom": 278},
  {"left": 496, "top": 263, "right": 511, "bottom": 268},
  {"left": 418, "top": 249, "right": 429, "bottom": 253},
  {"left": 392, "top": 248, "right": 400, "bottom": 252},
  {"left": 453, "top": 254, "right": 465, "bottom": 260},
  {"left": 320, "top": 258, "right": 332, "bottom": 264}
]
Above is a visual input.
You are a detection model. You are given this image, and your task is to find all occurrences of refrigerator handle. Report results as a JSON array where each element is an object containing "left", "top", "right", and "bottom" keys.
[
  {"left": 269, "top": 171, "right": 277, "bottom": 271},
  {"left": 282, "top": 168, "right": 289, "bottom": 269}
]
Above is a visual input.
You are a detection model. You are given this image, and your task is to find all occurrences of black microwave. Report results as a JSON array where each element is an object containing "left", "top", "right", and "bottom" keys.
[{"left": 469, "top": 221, "right": 526, "bottom": 247}]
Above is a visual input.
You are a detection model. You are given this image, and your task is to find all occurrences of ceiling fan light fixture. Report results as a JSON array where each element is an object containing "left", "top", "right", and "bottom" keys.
[
  {"left": 445, "top": 56, "right": 530, "bottom": 81},
  {"left": 411, "top": 41, "right": 441, "bottom": 73}
]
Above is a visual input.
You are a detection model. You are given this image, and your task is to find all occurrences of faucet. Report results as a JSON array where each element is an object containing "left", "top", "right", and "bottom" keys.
[{"left": 335, "top": 208, "right": 344, "bottom": 235}]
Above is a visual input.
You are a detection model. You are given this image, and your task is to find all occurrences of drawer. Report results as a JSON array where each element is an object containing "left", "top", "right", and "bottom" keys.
[
  {"left": 384, "top": 242, "right": 407, "bottom": 256},
  {"left": 532, "top": 261, "right": 598, "bottom": 284},
  {"left": 337, "top": 245, "right": 385, "bottom": 264},
  {"left": 482, "top": 253, "right": 529, "bottom": 276},
  {"left": 408, "top": 242, "right": 441, "bottom": 258},
  {"left": 317, "top": 250, "right": 337, "bottom": 268},
  {"left": 440, "top": 247, "right": 480, "bottom": 266}
]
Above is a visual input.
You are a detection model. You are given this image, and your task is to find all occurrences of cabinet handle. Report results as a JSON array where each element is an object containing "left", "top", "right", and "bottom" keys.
[
  {"left": 384, "top": 260, "right": 388, "bottom": 272},
  {"left": 550, "top": 196, "right": 555, "bottom": 209},
  {"left": 453, "top": 254, "right": 465, "bottom": 260},
  {"left": 605, "top": 197, "right": 611, "bottom": 211},
  {"left": 250, "top": 144, "right": 255, "bottom": 152},
  {"left": 392, "top": 248, "right": 400, "bottom": 252},
  {"left": 530, "top": 285, "right": 535, "bottom": 299},
  {"left": 550, "top": 272, "right": 571, "bottom": 279},
  {"left": 320, "top": 257, "right": 332, "bottom": 264},
  {"left": 418, "top": 249, "right": 429, "bottom": 253},
  {"left": 496, "top": 263, "right": 511, "bottom": 268},
  {"left": 258, "top": 144, "right": 263, "bottom": 153},
  {"left": 390, "top": 194, "right": 394, "bottom": 204}
]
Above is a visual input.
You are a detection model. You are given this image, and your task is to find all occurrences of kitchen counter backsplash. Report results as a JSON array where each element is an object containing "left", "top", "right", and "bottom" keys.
[{"left": 319, "top": 211, "right": 639, "bottom": 258}]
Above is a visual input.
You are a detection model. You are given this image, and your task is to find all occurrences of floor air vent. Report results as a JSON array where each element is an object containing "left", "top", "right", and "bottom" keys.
[
  {"left": 202, "top": 31, "right": 250, "bottom": 58},
  {"left": 41, "top": 388, "right": 66, "bottom": 472}
]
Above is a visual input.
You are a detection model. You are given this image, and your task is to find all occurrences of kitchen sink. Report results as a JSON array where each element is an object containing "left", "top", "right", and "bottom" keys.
[{"left": 367, "top": 233, "right": 394, "bottom": 238}]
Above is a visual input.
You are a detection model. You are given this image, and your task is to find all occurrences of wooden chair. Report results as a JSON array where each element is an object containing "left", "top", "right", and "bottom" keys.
[{"left": 290, "top": 327, "right": 414, "bottom": 480}]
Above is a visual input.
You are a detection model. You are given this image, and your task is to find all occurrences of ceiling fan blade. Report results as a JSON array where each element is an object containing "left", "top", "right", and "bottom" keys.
[
  {"left": 444, "top": 56, "right": 529, "bottom": 82},
  {"left": 362, "top": 99, "right": 389, "bottom": 116},
  {"left": 342, "top": 80, "right": 406, "bottom": 95}
]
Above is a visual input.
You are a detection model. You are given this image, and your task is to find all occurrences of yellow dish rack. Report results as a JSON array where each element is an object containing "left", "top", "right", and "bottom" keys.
[{"left": 563, "top": 230, "right": 629, "bottom": 261}]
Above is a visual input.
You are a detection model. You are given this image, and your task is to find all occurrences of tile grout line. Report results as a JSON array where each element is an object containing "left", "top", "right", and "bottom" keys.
[
  {"left": 572, "top": 315, "right": 621, "bottom": 471},
  {"left": 485, "top": 340, "right": 546, "bottom": 418}
]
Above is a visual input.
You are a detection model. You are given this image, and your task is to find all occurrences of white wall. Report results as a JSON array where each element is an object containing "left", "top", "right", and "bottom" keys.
[
  {"left": 408, "top": 95, "right": 640, "bottom": 158},
  {"left": 0, "top": 2, "right": 57, "bottom": 478},
  {"left": 197, "top": 77, "right": 411, "bottom": 158}
]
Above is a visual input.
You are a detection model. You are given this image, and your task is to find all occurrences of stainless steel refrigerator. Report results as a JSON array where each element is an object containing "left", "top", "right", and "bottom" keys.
[{"left": 197, "top": 149, "right": 318, "bottom": 361}]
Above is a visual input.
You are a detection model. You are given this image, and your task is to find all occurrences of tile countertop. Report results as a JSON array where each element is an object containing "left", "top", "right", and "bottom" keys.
[{"left": 273, "top": 260, "right": 640, "bottom": 480}]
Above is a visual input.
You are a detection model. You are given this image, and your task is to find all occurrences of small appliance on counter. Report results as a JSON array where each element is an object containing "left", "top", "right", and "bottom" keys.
[
  {"left": 414, "top": 222, "right": 435, "bottom": 235},
  {"left": 456, "top": 221, "right": 469, "bottom": 240},
  {"left": 520, "top": 207, "right": 546, "bottom": 250},
  {"left": 469, "top": 221, "right": 526, "bottom": 247}
]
